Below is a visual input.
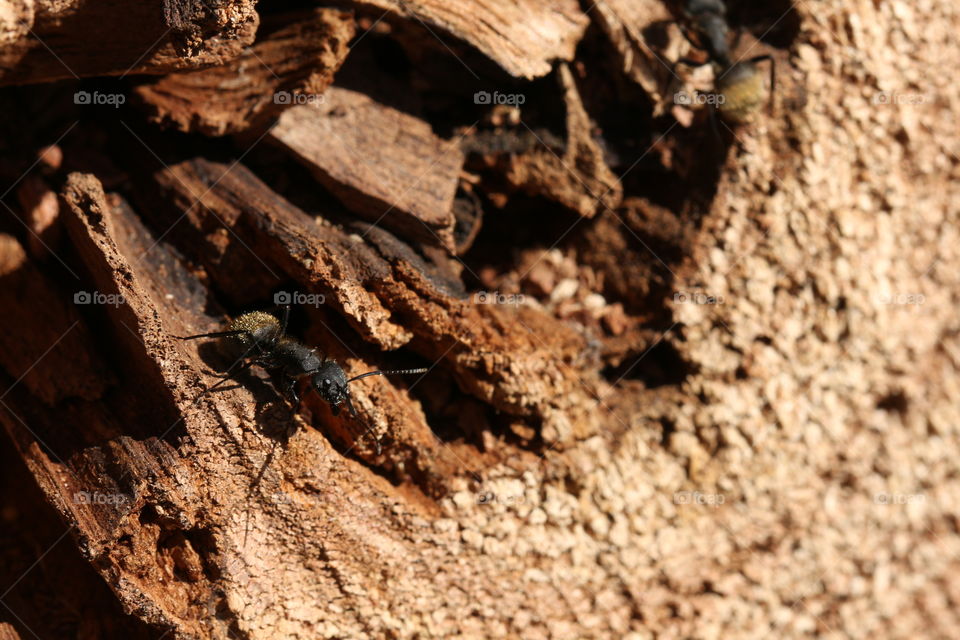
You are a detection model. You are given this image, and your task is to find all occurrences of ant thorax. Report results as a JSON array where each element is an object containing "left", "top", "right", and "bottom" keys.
[{"left": 272, "top": 338, "right": 323, "bottom": 377}]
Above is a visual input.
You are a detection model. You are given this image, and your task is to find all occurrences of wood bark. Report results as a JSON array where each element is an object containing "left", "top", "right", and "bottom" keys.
[
  {"left": 354, "top": 0, "right": 589, "bottom": 79},
  {"left": 135, "top": 9, "right": 356, "bottom": 136},
  {"left": 0, "top": 0, "right": 259, "bottom": 86},
  {"left": 266, "top": 88, "right": 463, "bottom": 251},
  {"left": 484, "top": 63, "right": 623, "bottom": 218},
  {"left": 1, "top": 1, "right": 959, "bottom": 639}
]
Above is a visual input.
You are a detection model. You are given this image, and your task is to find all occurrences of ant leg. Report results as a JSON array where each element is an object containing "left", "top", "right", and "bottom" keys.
[
  {"left": 285, "top": 377, "right": 301, "bottom": 409},
  {"left": 178, "top": 328, "right": 272, "bottom": 365},
  {"left": 177, "top": 329, "right": 251, "bottom": 341},
  {"left": 199, "top": 359, "right": 256, "bottom": 397},
  {"left": 366, "top": 424, "right": 383, "bottom": 456},
  {"left": 201, "top": 338, "right": 282, "bottom": 395},
  {"left": 279, "top": 304, "right": 291, "bottom": 335},
  {"left": 344, "top": 394, "right": 358, "bottom": 417},
  {"left": 746, "top": 54, "right": 775, "bottom": 115},
  {"left": 345, "top": 398, "right": 383, "bottom": 455}
]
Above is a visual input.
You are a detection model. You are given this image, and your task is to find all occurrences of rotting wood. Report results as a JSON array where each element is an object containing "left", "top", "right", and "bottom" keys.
[
  {"left": 143, "top": 157, "right": 598, "bottom": 442},
  {"left": 1, "top": 1, "right": 954, "bottom": 638},
  {"left": 591, "top": 0, "right": 678, "bottom": 107},
  {"left": 0, "top": 169, "right": 602, "bottom": 637},
  {"left": 48, "top": 172, "right": 458, "bottom": 635},
  {"left": 0, "top": 0, "right": 259, "bottom": 86},
  {"left": 135, "top": 9, "right": 356, "bottom": 136},
  {"left": 0, "top": 233, "right": 113, "bottom": 404},
  {"left": 267, "top": 87, "right": 464, "bottom": 252},
  {"left": 354, "top": 0, "right": 589, "bottom": 79},
  {"left": 465, "top": 64, "right": 623, "bottom": 217}
]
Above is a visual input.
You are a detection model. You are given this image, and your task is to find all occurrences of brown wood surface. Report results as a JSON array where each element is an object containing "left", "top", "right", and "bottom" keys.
[
  {"left": 0, "top": 0, "right": 259, "bottom": 86},
  {"left": 135, "top": 9, "right": 355, "bottom": 136},
  {"left": 267, "top": 87, "right": 463, "bottom": 251},
  {"left": 0, "top": 1, "right": 958, "bottom": 639},
  {"left": 355, "top": 0, "right": 589, "bottom": 79}
]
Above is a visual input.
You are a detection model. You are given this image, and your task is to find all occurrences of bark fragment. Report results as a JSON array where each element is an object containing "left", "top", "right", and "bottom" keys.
[
  {"left": 356, "top": 0, "right": 589, "bottom": 79},
  {"left": 135, "top": 9, "right": 356, "bottom": 136},
  {"left": 591, "top": 0, "right": 676, "bottom": 105},
  {"left": 0, "top": 0, "right": 259, "bottom": 86},
  {"left": 267, "top": 87, "right": 464, "bottom": 251}
]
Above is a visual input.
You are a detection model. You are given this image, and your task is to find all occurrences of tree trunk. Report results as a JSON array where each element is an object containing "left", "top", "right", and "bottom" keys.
[{"left": 0, "top": 1, "right": 958, "bottom": 638}]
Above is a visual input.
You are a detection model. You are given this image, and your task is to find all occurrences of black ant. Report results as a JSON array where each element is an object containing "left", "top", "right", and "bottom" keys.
[
  {"left": 674, "top": 0, "right": 775, "bottom": 123},
  {"left": 177, "top": 305, "right": 428, "bottom": 440}
]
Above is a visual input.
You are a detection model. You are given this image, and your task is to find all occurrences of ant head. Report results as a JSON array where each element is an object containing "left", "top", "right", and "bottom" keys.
[{"left": 311, "top": 360, "right": 350, "bottom": 411}]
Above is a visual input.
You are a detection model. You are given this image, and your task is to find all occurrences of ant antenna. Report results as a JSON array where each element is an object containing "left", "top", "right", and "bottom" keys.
[
  {"left": 346, "top": 367, "right": 430, "bottom": 384},
  {"left": 340, "top": 368, "right": 429, "bottom": 455}
]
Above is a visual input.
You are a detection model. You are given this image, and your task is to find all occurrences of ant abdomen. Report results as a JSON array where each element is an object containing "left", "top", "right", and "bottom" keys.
[
  {"left": 227, "top": 311, "right": 281, "bottom": 346},
  {"left": 716, "top": 61, "right": 769, "bottom": 123}
]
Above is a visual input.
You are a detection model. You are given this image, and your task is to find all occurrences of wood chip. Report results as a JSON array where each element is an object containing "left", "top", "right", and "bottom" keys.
[
  {"left": 0, "top": 0, "right": 259, "bottom": 86},
  {"left": 357, "top": 0, "right": 588, "bottom": 79},
  {"left": 135, "top": 9, "right": 355, "bottom": 136},
  {"left": 268, "top": 87, "right": 463, "bottom": 251}
]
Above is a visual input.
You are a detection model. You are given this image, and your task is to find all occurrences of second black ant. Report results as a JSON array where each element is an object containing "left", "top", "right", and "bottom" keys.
[{"left": 673, "top": 0, "right": 775, "bottom": 124}]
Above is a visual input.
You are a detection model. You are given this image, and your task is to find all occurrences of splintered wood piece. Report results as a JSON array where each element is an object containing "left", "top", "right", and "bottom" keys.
[
  {"left": 151, "top": 157, "right": 415, "bottom": 349},
  {"left": 148, "top": 157, "right": 599, "bottom": 442},
  {"left": 134, "top": 9, "right": 356, "bottom": 136},
  {"left": 500, "top": 64, "right": 623, "bottom": 217},
  {"left": 357, "top": 0, "right": 588, "bottom": 79},
  {"left": 34, "top": 173, "right": 464, "bottom": 635},
  {"left": 268, "top": 87, "right": 463, "bottom": 251},
  {"left": 0, "top": 0, "right": 258, "bottom": 86},
  {"left": 591, "top": 0, "right": 678, "bottom": 109}
]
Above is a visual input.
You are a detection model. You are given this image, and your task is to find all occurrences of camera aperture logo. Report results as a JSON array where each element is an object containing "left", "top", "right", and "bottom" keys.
[
  {"left": 74, "top": 90, "right": 126, "bottom": 108},
  {"left": 74, "top": 291, "right": 125, "bottom": 307},
  {"left": 476, "top": 491, "right": 526, "bottom": 506},
  {"left": 876, "top": 292, "right": 925, "bottom": 306},
  {"left": 874, "top": 493, "right": 925, "bottom": 505},
  {"left": 274, "top": 291, "right": 326, "bottom": 307},
  {"left": 474, "top": 90, "right": 526, "bottom": 106},
  {"left": 274, "top": 91, "right": 325, "bottom": 106},
  {"left": 271, "top": 491, "right": 324, "bottom": 507}
]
